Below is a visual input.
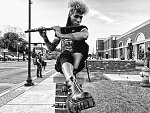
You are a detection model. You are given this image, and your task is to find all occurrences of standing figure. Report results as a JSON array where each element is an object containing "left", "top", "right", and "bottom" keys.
[
  {"left": 38, "top": 0, "right": 95, "bottom": 111},
  {"left": 144, "top": 47, "right": 150, "bottom": 68},
  {"left": 98, "top": 53, "right": 102, "bottom": 60},
  {"left": 41, "top": 54, "right": 46, "bottom": 71},
  {"left": 36, "top": 52, "right": 43, "bottom": 78},
  {"left": 106, "top": 51, "right": 108, "bottom": 59},
  {"left": 127, "top": 40, "right": 133, "bottom": 60}
]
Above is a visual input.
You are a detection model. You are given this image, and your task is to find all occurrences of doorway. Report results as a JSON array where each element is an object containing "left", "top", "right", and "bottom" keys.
[{"left": 137, "top": 43, "right": 144, "bottom": 60}]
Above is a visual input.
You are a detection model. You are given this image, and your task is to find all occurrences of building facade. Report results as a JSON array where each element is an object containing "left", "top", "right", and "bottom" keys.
[
  {"left": 96, "top": 38, "right": 105, "bottom": 58},
  {"left": 96, "top": 19, "right": 150, "bottom": 60}
]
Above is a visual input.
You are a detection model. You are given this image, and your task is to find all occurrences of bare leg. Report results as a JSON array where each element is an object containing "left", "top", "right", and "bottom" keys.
[
  {"left": 61, "top": 60, "right": 95, "bottom": 112},
  {"left": 72, "top": 53, "right": 83, "bottom": 69},
  {"left": 62, "top": 62, "right": 74, "bottom": 81},
  {"left": 61, "top": 62, "right": 82, "bottom": 97}
]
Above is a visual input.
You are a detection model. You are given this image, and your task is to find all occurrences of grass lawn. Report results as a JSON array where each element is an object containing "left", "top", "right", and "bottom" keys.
[{"left": 81, "top": 65, "right": 150, "bottom": 113}]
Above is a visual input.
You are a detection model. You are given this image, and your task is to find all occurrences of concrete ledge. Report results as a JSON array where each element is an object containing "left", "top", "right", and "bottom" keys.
[
  {"left": 104, "top": 74, "right": 142, "bottom": 82},
  {"left": 52, "top": 72, "right": 85, "bottom": 85}
]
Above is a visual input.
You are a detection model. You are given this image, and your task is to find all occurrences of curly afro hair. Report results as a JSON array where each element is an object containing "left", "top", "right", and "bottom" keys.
[{"left": 68, "top": 0, "right": 89, "bottom": 15}]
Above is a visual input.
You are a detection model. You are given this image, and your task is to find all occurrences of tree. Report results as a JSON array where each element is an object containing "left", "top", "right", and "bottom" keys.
[
  {"left": 0, "top": 25, "right": 27, "bottom": 50},
  {"left": 0, "top": 32, "right": 28, "bottom": 53},
  {"left": 1, "top": 25, "right": 27, "bottom": 40},
  {"left": 3, "top": 32, "right": 19, "bottom": 50}
]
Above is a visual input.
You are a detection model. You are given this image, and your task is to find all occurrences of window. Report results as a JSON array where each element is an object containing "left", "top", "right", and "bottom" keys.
[{"left": 136, "top": 33, "right": 145, "bottom": 42}]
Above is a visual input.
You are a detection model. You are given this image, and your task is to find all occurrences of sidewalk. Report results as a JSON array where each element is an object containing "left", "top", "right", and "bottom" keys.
[
  {"left": 0, "top": 72, "right": 56, "bottom": 113},
  {"left": 104, "top": 74, "right": 142, "bottom": 81}
]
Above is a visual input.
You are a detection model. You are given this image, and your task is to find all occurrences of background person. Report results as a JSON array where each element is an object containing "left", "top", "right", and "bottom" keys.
[
  {"left": 36, "top": 52, "right": 43, "bottom": 78},
  {"left": 127, "top": 39, "right": 133, "bottom": 60},
  {"left": 144, "top": 47, "right": 150, "bottom": 68},
  {"left": 106, "top": 51, "right": 108, "bottom": 59},
  {"left": 41, "top": 54, "right": 47, "bottom": 71}
]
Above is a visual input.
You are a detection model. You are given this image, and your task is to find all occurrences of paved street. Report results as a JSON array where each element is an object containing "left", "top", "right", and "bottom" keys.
[{"left": 0, "top": 60, "right": 56, "bottom": 94}]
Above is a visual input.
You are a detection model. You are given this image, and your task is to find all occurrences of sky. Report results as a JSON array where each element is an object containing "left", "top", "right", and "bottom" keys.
[{"left": 0, "top": 0, "right": 150, "bottom": 53}]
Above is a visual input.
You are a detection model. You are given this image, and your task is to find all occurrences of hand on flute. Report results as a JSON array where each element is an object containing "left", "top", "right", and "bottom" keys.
[
  {"left": 38, "top": 26, "right": 48, "bottom": 38},
  {"left": 51, "top": 26, "right": 62, "bottom": 38}
]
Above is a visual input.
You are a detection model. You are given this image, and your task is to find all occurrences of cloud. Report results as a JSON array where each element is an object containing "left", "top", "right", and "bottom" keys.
[{"left": 88, "top": 8, "right": 114, "bottom": 24}]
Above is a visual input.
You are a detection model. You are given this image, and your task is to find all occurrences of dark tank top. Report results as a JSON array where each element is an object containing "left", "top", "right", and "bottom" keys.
[{"left": 60, "top": 25, "right": 88, "bottom": 52}]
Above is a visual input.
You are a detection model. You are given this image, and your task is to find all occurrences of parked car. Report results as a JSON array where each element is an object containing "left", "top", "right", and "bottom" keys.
[
  {"left": 0, "top": 54, "right": 10, "bottom": 61},
  {"left": 0, "top": 55, "right": 4, "bottom": 61},
  {"left": 5, "top": 55, "right": 18, "bottom": 60}
]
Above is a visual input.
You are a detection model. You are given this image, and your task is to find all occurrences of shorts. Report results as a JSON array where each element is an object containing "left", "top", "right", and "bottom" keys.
[{"left": 55, "top": 42, "right": 89, "bottom": 74}]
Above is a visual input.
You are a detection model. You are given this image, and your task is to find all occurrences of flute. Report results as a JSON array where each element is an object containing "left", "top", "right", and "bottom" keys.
[
  {"left": 25, "top": 25, "right": 87, "bottom": 34},
  {"left": 25, "top": 27, "right": 53, "bottom": 33}
]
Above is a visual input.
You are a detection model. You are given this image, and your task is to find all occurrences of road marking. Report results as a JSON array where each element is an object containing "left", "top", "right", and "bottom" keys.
[
  {"left": 0, "top": 83, "right": 16, "bottom": 86},
  {"left": 0, "top": 67, "right": 36, "bottom": 69}
]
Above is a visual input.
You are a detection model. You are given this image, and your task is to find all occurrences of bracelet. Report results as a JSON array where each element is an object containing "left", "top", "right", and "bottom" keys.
[
  {"left": 43, "top": 37, "right": 49, "bottom": 42},
  {"left": 72, "top": 33, "right": 76, "bottom": 40}
]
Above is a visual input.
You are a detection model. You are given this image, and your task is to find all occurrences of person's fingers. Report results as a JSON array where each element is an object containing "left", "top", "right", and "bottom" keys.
[{"left": 52, "top": 26, "right": 60, "bottom": 30}]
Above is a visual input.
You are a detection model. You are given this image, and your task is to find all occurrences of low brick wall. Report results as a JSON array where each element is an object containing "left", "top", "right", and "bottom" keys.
[{"left": 86, "top": 59, "right": 136, "bottom": 72}]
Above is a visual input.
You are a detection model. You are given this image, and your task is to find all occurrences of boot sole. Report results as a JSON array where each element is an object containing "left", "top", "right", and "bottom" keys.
[{"left": 67, "top": 95, "right": 96, "bottom": 113}]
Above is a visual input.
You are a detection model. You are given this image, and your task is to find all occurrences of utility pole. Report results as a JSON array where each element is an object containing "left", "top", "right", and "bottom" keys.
[{"left": 24, "top": 0, "right": 34, "bottom": 86}]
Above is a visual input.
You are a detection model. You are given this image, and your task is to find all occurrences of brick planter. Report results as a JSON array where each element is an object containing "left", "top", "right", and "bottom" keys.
[{"left": 86, "top": 59, "right": 135, "bottom": 72}]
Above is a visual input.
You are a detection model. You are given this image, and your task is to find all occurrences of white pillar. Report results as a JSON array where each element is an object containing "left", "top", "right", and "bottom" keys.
[
  {"left": 125, "top": 47, "right": 127, "bottom": 60},
  {"left": 118, "top": 48, "right": 120, "bottom": 59},
  {"left": 134, "top": 44, "right": 137, "bottom": 60}
]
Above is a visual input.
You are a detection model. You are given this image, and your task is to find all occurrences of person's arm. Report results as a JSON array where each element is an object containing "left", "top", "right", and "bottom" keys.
[
  {"left": 60, "top": 28, "right": 89, "bottom": 40},
  {"left": 36, "top": 57, "right": 40, "bottom": 64},
  {"left": 39, "top": 29, "right": 60, "bottom": 51},
  {"left": 43, "top": 36, "right": 60, "bottom": 51},
  {"left": 53, "top": 26, "right": 89, "bottom": 41}
]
